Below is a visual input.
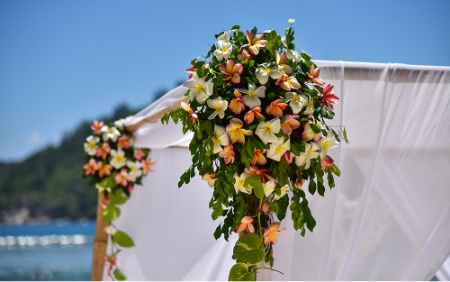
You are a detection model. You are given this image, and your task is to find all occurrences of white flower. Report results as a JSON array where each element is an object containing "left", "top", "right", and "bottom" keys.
[
  {"left": 319, "top": 131, "right": 339, "bottom": 159},
  {"left": 295, "top": 142, "right": 320, "bottom": 170},
  {"left": 239, "top": 84, "right": 266, "bottom": 109},
  {"left": 256, "top": 118, "right": 281, "bottom": 144},
  {"left": 110, "top": 149, "right": 126, "bottom": 169},
  {"left": 285, "top": 92, "right": 308, "bottom": 114},
  {"left": 288, "top": 19, "right": 296, "bottom": 24},
  {"left": 215, "top": 30, "right": 236, "bottom": 46},
  {"left": 263, "top": 181, "right": 276, "bottom": 198},
  {"left": 207, "top": 97, "right": 228, "bottom": 120},
  {"left": 127, "top": 161, "right": 143, "bottom": 182},
  {"left": 183, "top": 75, "right": 214, "bottom": 104},
  {"left": 267, "top": 137, "right": 291, "bottom": 162},
  {"left": 114, "top": 119, "right": 125, "bottom": 130},
  {"left": 234, "top": 172, "right": 252, "bottom": 195},
  {"left": 303, "top": 95, "right": 315, "bottom": 115},
  {"left": 274, "top": 185, "right": 289, "bottom": 201},
  {"left": 214, "top": 41, "right": 233, "bottom": 61},
  {"left": 211, "top": 125, "right": 229, "bottom": 154},
  {"left": 104, "top": 225, "right": 118, "bottom": 235},
  {"left": 102, "top": 126, "right": 121, "bottom": 142},
  {"left": 255, "top": 64, "right": 282, "bottom": 85},
  {"left": 281, "top": 36, "right": 301, "bottom": 62},
  {"left": 84, "top": 135, "right": 100, "bottom": 156}
]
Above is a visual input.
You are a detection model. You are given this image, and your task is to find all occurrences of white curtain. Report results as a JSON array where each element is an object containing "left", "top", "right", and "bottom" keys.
[{"left": 104, "top": 61, "right": 450, "bottom": 280}]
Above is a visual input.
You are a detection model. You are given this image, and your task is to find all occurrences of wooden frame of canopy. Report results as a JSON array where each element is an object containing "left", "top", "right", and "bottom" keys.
[{"left": 90, "top": 96, "right": 188, "bottom": 281}]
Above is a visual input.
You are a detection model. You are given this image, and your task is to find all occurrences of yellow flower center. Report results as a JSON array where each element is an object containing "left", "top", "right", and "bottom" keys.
[
  {"left": 114, "top": 154, "right": 124, "bottom": 162},
  {"left": 292, "top": 94, "right": 302, "bottom": 103},
  {"left": 276, "top": 144, "right": 285, "bottom": 154},
  {"left": 248, "top": 90, "right": 256, "bottom": 98},
  {"left": 215, "top": 104, "right": 223, "bottom": 111},
  {"left": 323, "top": 139, "right": 330, "bottom": 151},
  {"left": 88, "top": 141, "right": 97, "bottom": 149},
  {"left": 195, "top": 84, "right": 204, "bottom": 93},
  {"left": 308, "top": 100, "right": 314, "bottom": 109},
  {"left": 221, "top": 45, "right": 229, "bottom": 52},
  {"left": 263, "top": 67, "right": 271, "bottom": 74},
  {"left": 307, "top": 149, "right": 315, "bottom": 157},
  {"left": 263, "top": 123, "right": 273, "bottom": 133}
]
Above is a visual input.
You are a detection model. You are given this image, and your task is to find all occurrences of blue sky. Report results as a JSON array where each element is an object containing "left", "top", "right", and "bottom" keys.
[{"left": 1, "top": 0, "right": 449, "bottom": 162}]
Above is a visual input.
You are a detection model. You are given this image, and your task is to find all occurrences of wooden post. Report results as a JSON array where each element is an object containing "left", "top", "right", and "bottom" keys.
[{"left": 91, "top": 192, "right": 109, "bottom": 281}]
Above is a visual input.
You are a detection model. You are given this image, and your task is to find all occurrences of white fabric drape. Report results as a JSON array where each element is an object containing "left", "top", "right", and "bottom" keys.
[{"left": 105, "top": 61, "right": 450, "bottom": 280}]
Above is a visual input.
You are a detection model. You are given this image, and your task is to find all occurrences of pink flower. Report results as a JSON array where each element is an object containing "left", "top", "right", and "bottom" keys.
[
  {"left": 266, "top": 99, "right": 288, "bottom": 118},
  {"left": 202, "top": 172, "right": 217, "bottom": 187},
  {"left": 117, "top": 135, "right": 131, "bottom": 150},
  {"left": 134, "top": 149, "right": 146, "bottom": 161},
  {"left": 219, "top": 60, "right": 243, "bottom": 84},
  {"left": 244, "top": 107, "right": 264, "bottom": 124},
  {"left": 283, "top": 151, "right": 295, "bottom": 164},
  {"left": 242, "top": 30, "right": 268, "bottom": 55},
  {"left": 91, "top": 120, "right": 104, "bottom": 135},
  {"left": 295, "top": 178, "right": 305, "bottom": 190},
  {"left": 275, "top": 74, "right": 301, "bottom": 91},
  {"left": 96, "top": 143, "right": 111, "bottom": 160},
  {"left": 263, "top": 222, "right": 284, "bottom": 245},
  {"left": 181, "top": 102, "right": 199, "bottom": 123},
  {"left": 237, "top": 49, "right": 251, "bottom": 62},
  {"left": 320, "top": 84, "right": 339, "bottom": 110},
  {"left": 307, "top": 65, "right": 324, "bottom": 86},
  {"left": 321, "top": 155, "right": 334, "bottom": 170},
  {"left": 280, "top": 115, "right": 300, "bottom": 136},
  {"left": 83, "top": 158, "right": 99, "bottom": 175},
  {"left": 115, "top": 168, "right": 131, "bottom": 187},
  {"left": 261, "top": 201, "right": 271, "bottom": 214},
  {"left": 219, "top": 144, "right": 235, "bottom": 164},
  {"left": 236, "top": 216, "right": 255, "bottom": 233}
]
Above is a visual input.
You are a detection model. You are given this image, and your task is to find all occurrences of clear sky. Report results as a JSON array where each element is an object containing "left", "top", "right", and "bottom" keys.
[{"left": 1, "top": 0, "right": 449, "bottom": 162}]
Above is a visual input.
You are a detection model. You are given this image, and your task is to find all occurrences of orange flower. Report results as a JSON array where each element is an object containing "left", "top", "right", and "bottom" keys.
[
  {"left": 283, "top": 151, "right": 295, "bottom": 164},
  {"left": 244, "top": 166, "right": 275, "bottom": 183},
  {"left": 219, "top": 144, "right": 235, "bottom": 164},
  {"left": 250, "top": 148, "right": 267, "bottom": 165},
  {"left": 142, "top": 158, "right": 156, "bottom": 174},
  {"left": 261, "top": 201, "right": 271, "bottom": 214},
  {"left": 202, "top": 172, "right": 217, "bottom": 187},
  {"left": 263, "top": 222, "right": 284, "bottom": 245},
  {"left": 105, "top": 254, "right": 117, "bottom": 277},
  {"left": 96, "top": 143, "right": 111, "bottom": 160},
  {"left": 236, "top": 216, "right": 255, "bottom": 233},
  {"left": 134, "top": 149, "right": 146, "bottom": 161},
  {"left": 181, "top": 102, "right": 199, "bottom": 123},
  {"left": 280, "top": 115, "right": 300, "bottom": 136},
  {"left": 115, "top": 168, "right": 131, "bottom": 187},
  {"left": 275, "top": 74, "right": 301, "bottom": 91},
  {"left": 229, "top": 89, "right": 246, "bottom": 115},
  {"left": 117, "top": 135, "right": 131, "bottom": 149},
  {"left": 266, "top": 99, "right": 288, "bottom": 118},
  {"left": 97, "top": 162, "right": 112, "bottom": 178},
  {"left": 83, "top": 158, "right": 99, "bottom": 175},
  {"left": 226, "top": 118, "right": 253, "bottom": 144},
  {"left": 237, "top": 49, "right": 251, "bottom": 62},
  {"left": 321, "top": 155, "right": 334, "bottom": 170},
  {"left": 219, "top": 60, "right": 243, "bottom": 84},
  {"left": 307, "top": 65, "right": 324, "bottom": 86},
  {"left": 244, "top": 107, "right": 264, "bottom": 124},
  {"left": 91, "top": 120, "right": 104, "bottom": 135}
]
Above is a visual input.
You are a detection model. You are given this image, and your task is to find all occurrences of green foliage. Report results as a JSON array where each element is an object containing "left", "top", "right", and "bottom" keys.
[
  {"left": 229, "top": 263, "right": 255, "bottom": 281},
  {"left": 233, "top": 233, "right": 264, "bottom": 264},
  {"left": 112, "top": 230, "right": 135, "bottom": 248},
  {"left": 113, "top": 268, "right": 127, "bottom": 281}
]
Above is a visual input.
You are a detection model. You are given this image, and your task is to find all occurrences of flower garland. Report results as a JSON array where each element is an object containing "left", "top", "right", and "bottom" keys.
[{"left": 83, "top": 119, "right": 155, "bottom": 280}]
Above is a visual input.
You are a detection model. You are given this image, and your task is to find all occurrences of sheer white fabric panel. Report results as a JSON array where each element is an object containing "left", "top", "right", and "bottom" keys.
[{"left": 105, "top": 61, "right": 450, "bottom": 280}]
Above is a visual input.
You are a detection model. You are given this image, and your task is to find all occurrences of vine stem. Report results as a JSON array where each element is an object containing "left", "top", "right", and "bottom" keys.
[{"left": 257, "top": 198, "right": 263, "bottom": 241}]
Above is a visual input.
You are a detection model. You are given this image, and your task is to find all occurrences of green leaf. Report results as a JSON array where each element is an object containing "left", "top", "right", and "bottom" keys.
[
  {"left": 112, "top": 230, "right": 135, "bottom": 247},
  {"left": 332, "top": 164, "right": 341, "bottom": 176},
  {"left": 343, "top": 127, "right": 350, "bottom": 144},
  {"left": 98, "top": 174, "right": 116, "bottom": 190},
  {"left": 291, "top": 142, "right": 302, "bottom": 156},
  {"left": 300, "top": 50, "right": 312, "bottom": 61},
  {"left": 229, "top": 263, "right": 252, "bottom": 281},
  {"left": 113, "top": 268, "right": 127, "bottom": 281},
  {"left": 214, "top": 224, "right": 222, "bottom": 240},
  {"left": 309, "top": 123, "right": 321, "bottom": 133},
  {"left": 233, "top": 233, "right": 264, "bottom": 264},
  {"left": 308, "top": 178, "right": 316, "bottom": 195},
  {"left": 112, "top": 189, "right": 128, "bottom": 205},
  {"left": 193, "top": 60, "right": 205, "bottom": 69},
  {"left": 317, "top": 181, "right": 325, "bottom": 196},
  {"left": 231, "top": 25, "right": 240, "bottom": 30},
  {"left": 243, "top": 175, "right": 264, "bottom": 199},
  {"left": 102, "top": 205, "right": 120, "bottom": 221}
]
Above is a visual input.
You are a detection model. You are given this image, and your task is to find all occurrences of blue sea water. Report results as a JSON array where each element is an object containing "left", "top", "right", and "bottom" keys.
[{"left": 0, "top": 221, "right": 95, "bottom": 281}]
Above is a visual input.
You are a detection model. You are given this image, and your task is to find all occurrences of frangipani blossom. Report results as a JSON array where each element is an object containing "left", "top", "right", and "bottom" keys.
[
  {"left": 91, "top": 120, "right": 104, "bottom": 135},
  {"left": 242, "top": 30, "right": 268, "bottom": 55},
  {"left": 281, "top": 36, "right": 300, "bottom": 62},
  {"left": 285, "top": 92, "right": 308, "bottom": 114},
  {"left": 141, "top": 158, "right": 156, "bottom": 174},
  {"left": 256, "top": 63, "right": 282, "bottom": 85},
  {"left": 117, "top": 135, "right": 132, "bottom": 150},
  {"left": 236, "top": 216, "right": 255, "bottom": 233},
  {"left": 83, "top": 158, "right": 99, "bottom": 175},
  {"left": 321, "top": 155, "right": 334, "bottom": 170},
  {"left": 183, "top": 75, "right": 214, "bottom": 104},
  {"left": 256, "top": 118, "right": 281, "bottom": 144},
  {"left": 275, "top": 51, "right": 293, "bottom": 75},
  {"left": 114, "top": 119, "right": 125, "bottom": 130},
  {"left": 320, "top": 84, "right": 339, "bottom": 110},
  {"left": 207, "top": 97, "right": 228, "bottom": 120},
  {"left": 219, "top": 60, "right": 243, "bottom": 84},
  {"left": 216, "top": 30, "right": 235, "bottom": 46},
  {"left": 303, "top": 96, "right": 315, "bottom": 115},
  {"left": 319, "top": 131, "right": 339, "bottom": 159},
  {"left": 96, "top": 143, "right": 111, "bottom": 160},
  {"left": 266, "top": 99, "right": 288, "bottom": 118},
  {"left": 295, "top": 178, "right": 305, "bottom": 190},
  {"left": 244, "top": 107, "right": 264, "bottom": 124},
  {"left": 274, "top": 185, "right": 290, "bottom": 201},
  {"left": 127, "top": 161, "right": 143, "bottom": 182},
  {"left": 102, "top": 126, "right": 121, "bottom": 142},
  {"left": 261, "top": 201, "right": 270, "bottom": 214},
  {"left": 239, "top": 84, "right": 266, "bottom": 109},
  {"left": 214, "top": 41, "right": 233, "bottom": 61},
  {"left": 110, "top": 149, "right": 126, "bottom": 169},
  {"left": 181, "top": 102, "right": 199, "bottom": 123},
  {"left": 267, "top": 137, "right": 291, "bottom": 162},
  {"left": 295, "top": 142, "right": 320, "bottom": 170},
  {"left": 307, "top": 65, "right": 324, "bottom": 86},
  {"left": 263, "top": 180, "right": 276, "bottom": 197},
  {"left": 229, "top": 89, "right": 246, "bottom": 115},
  {"left": 202, "top": 172, "right": 217, "bottom": 187},
  {"left": 97, "top": 162, "right": 112, "bottom": 178},
  {"left": 115, "top": 168, "right": 131, "bottom": 187},
  {"left": 245, "top": 166, "right": 276, "bottom": 184},
  {"left": 250, "top": 148, "right": 267, "bottom": 165},
  {"left": 211, "top": 125, "right": 230, "bottom": 154},
  {"left": 84, "top": 136, "right": 100, "bottom": 156},
  {"left": 280, "top": 115, "right": 300, "bottom": 136},
  {"left": 302, "top": 123, "right": 322, "bottom": 142},
  {"left": 283, "top": 151, "right": 295, "bottom": 164},
  {"left": 134, "top": 149, "right": 146, "bottom": 161},
  {"left": 226, "top": 118, "right": 252, "bottom": 144},
  {"left": 237, "top": 49, "right": 251, "bottom": 62},
  {"left": 234, "top": 172, "right": 252, "bottom": 194},
  {"left": 275, "top": 74, "right": 301, "bottom": 91},
  {"left": 219, "top": 144, "right": 235, "bottom": 164},
  {"left": 263, "top": 222, "right": 284, "bottom": 245}
]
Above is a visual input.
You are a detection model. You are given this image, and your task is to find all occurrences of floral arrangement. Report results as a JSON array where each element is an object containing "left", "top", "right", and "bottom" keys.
[
  {"left": 83, "top": 119, "right": 155, "bottom": 280},
  {"left": 163, "top": 20, "right": 347, "bottom": 280}
]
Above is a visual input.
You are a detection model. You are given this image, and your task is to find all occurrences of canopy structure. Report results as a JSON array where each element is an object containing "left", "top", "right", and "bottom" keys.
[{"left": 97, "top": 60, "right": 450, "bottom": 280}]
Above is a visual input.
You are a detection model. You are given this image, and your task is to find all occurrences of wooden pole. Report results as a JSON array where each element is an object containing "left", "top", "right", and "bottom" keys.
[{"left": 91, "top": 193, "right": 109, "bottom": 281}]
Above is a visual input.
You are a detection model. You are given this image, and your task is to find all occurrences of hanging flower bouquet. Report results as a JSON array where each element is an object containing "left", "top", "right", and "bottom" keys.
[
  {"left": 162, "top": 20, "right": 347, "bottom": 280},
  {"left": 83, "top": 119, "right": 156, "bottom": 280}
]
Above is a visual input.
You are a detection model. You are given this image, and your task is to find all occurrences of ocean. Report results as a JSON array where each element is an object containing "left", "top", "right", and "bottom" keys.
[{"left": 0, "top": 220, "right": 95, "bottom": 281}]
